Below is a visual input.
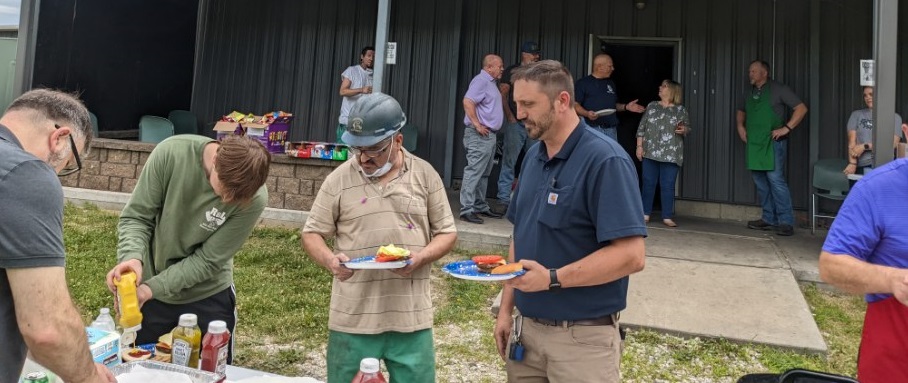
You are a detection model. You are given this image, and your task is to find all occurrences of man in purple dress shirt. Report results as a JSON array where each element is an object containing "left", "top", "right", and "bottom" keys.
[{"left": 460, "top": 54, "right": 505, "bottom": 224}]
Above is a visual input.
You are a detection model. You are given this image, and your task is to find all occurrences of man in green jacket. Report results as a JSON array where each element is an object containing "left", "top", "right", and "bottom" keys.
[{"left": 106, "top": 134, "right": 270, "bottom": 362}]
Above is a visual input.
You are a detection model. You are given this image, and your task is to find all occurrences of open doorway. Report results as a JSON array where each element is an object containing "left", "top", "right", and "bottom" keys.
[{"left": 590, "top": 35, "right": 680, "bottom": 213}]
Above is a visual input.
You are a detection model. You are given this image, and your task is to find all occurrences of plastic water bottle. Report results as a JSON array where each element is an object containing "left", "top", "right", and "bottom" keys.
[
  {"left": 351, "top": 358, "right": 386, "bottom": 383},
  {"left": 91, "top": 308, "right": 117, "bottom": 332}
]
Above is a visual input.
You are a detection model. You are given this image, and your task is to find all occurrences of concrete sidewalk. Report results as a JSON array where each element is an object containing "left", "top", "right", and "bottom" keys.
[{"left": 64, "top": 187, "right": 829, "bottom": 354}]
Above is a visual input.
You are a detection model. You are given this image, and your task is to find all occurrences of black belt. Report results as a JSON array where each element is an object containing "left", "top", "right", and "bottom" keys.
[{"left": 530, "top": 314, "right": 615, "bottom": 327}]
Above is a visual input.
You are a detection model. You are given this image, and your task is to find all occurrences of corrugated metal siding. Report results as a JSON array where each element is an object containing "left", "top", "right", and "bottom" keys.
[
  {"left": 451, "top": 0, "right": 879, "bottom": 211},
  {"left": 190, "top": 0, "right": 896, "bottom": 210},
  {"left": 192, "top": 0, "right": 461, "bottom": 175}
]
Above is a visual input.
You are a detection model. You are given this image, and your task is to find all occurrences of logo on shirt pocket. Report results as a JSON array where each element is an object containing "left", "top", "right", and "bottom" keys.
[{"left": 539, "top": 186, "right": 573, "bottom": 229}]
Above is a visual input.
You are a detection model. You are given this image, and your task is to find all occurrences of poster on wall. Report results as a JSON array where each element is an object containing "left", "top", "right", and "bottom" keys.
[{"left": 860, "top": 59, "right": 874, "bottom": 86}]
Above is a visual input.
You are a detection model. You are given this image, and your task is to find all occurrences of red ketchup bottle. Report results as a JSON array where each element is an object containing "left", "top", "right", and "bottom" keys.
[
  {"left": 351, "top": 358, "right": 387, "bottom": 383},
  {"left": 200, "top": 320, "right": 231, "bottom": 382}
]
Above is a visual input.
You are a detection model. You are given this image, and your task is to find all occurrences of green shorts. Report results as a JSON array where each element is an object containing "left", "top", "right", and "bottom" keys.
[{"left": 326, "top": 329, "right": 435, "bottom": 383}]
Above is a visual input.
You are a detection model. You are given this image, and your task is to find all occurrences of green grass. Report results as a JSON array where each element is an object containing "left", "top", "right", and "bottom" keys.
[{"left": 62, "top": 204, "right": 865, "bottom": 381}]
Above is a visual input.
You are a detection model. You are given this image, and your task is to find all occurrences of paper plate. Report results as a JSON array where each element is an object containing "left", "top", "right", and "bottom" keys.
[
  {"left": 342, "top": 255, "right": 409, "bottom": 269},
  {"left": 595, "top": 108, "right": 616, "bottom": 116},
  {"left": 442, "top": 260, "right": 526, "bottom": 281}
]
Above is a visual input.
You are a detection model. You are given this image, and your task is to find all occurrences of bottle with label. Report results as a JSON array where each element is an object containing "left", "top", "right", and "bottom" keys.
[
  {"left": 171, "top": 313, "right": 202, "bottom": 368},
  {"left": 351, "top": 358, "right": 386, "bottom": 383},
  {"left": 200, "top": 320, "right": 231, "bottom": 382},
  {"left": 114, "top": 271, "right": 143, "bottom": 346}
]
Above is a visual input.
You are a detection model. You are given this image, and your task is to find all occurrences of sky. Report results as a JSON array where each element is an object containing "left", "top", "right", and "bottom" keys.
[{"left": 0, "top": 1, "right": 19, "bottom": 26}]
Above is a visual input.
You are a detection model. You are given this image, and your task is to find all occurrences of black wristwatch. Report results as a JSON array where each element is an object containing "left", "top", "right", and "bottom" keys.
[
  {"left": 548, "top": 268, "right": 561, "bottom": 291},
  {"left": 864, "top": 143, "right": 871, "bottom": 151}
]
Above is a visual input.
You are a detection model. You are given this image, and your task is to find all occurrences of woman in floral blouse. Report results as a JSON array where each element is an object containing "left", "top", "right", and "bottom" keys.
[{"left": 635, "top": 79, "right": 690, "bottom": 227}]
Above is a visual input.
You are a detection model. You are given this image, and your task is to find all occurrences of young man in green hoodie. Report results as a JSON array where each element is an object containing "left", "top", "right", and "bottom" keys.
[{"left": 106, "top": 134, "right": 270, "bottom": 362}]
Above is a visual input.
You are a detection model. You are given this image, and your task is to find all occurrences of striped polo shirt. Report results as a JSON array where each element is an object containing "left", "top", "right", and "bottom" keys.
[{"left": 303, "top": 149, "right": 456, "bottom": 333}]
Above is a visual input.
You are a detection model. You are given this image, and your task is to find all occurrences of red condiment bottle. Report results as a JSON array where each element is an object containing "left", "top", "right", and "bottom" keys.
[
  {"left": 200, "top": 320, "right": 231, "bottom": 382},
  {"left": 351, "top": 358, "right": 386, "bottom": 383}
]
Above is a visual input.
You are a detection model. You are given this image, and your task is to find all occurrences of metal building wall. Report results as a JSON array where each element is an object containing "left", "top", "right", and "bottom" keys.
[
  {"left": 452, "top": 0, "right": 889, "bottom": 211},
  {"left": 191, "top": 0, "right": 898, "bottom": 210},
  {"left": 192, "top": 0, "right": 462, "bottom": 174}
]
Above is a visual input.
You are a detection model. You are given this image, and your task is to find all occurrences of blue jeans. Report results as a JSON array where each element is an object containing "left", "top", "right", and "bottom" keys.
[
  {"left": 460, "top": 126, "right": 497, "bottom": 216},
  {"left": 751, "top": 140, "right": 793, "bottom": 226},
  {"left": 594, "top": 126, "right": 617, "bottom": 141},
  {"left": 641, "top": 158, "right": 680, "bottom": 219},
  {"left": 497, "top": 122, "right": 536, "bottom": 203}
]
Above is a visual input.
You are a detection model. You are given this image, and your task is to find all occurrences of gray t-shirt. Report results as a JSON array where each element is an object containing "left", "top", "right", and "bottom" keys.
[
  {"left": 847, "top": 108, "right": 904, "bottom": 167},
  {"left": 0, "top": 124, "right": 66, "bottom": 381},
  {"left": 738, "top": 80, "right": 803, "bottom": 121},
  {"left": 338, "top": 64, "right": 374, "bottom": 125}
]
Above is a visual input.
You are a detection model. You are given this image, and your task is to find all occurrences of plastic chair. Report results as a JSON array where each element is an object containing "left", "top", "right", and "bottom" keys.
[
  {"left": 88, "top": 111, "right": 99, "bottom": 137},
  {"left": 138, "top": 115, "right": 174, "bottom": 144},
  {"left": 402, "top": 123, "right": 417, "bottom": 152},
  {"left": 168, "top": 109, "right": 198, "bottom": 136},
  {"left": 811, "top": 158, "right": 850, "bottom": 234}
]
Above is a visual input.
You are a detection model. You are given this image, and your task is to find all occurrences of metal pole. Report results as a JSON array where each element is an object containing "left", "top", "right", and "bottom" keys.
[
  {"left": 872, "top": 0, "right": 898, "bottom": 167},
  {"left": 373, "top": 0, "right": 391, "bottom": 93},
  {"left": 14, "top": 0, "right": 39, "bottom": 95}
]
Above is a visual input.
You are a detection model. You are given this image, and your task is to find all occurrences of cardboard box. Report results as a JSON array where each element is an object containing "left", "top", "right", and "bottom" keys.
[
  {"left": 285, "top": 141, "right": 348, "bottom": 161},
  {"left": 213, "top": 115, "right": 291, "bottom": 154},
  {"left": 86, "top": 327, "right": 121, "bottom": 368}
]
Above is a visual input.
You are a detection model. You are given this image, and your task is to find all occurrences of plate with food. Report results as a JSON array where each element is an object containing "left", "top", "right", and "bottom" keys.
[
  {"left": 342, "top": 244, "right": 411, "bottom": 269},
  {"left": 443, "top": 255, "right": 526, "bottom": 281},
  {"left": 595, "top": 108, "right": 616, "bottom": 116}
]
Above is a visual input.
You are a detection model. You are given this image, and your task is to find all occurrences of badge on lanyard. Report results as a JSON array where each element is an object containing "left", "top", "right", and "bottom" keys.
[{"left": 547, "top": 192, "right": 558, "bottom": 205}]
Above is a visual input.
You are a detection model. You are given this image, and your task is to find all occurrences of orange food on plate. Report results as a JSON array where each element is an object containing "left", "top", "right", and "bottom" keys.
[
  {"left": 472, "top": 255, "right": 507, "bottom": 273},
  {"left": 376, "top": 244, "right": 411, "bottom": 262},
  {"left": 491, "top": 262, "right": 524, "bottom": 275}
]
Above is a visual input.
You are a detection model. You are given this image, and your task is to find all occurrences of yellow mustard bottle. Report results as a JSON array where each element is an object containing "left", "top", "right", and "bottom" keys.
[
  {"left": 171, "top": 313, "right": 202, "bottom": 368},
  {"left": 115, "top": 271, "right": 143, "bottom": 344}
]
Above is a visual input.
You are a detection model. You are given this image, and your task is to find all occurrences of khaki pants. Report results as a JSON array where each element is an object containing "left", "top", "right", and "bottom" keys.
[{"left": 505, "top": 317, "right": 621, "bottom": 383}]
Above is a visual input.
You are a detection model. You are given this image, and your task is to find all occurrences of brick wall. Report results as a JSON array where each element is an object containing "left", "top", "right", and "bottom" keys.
[{"left": 60, "top": 138, "right": 341, "bottom": 211}]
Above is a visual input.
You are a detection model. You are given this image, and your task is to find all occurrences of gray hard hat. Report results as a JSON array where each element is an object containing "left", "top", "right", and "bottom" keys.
[{"left": 342, "top": 93, "right": 407, "bottom": 147}]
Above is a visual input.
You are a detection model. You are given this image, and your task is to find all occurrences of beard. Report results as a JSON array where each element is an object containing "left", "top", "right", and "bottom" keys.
[
  {"left": 524, "top": 105, "right": 555, "bottom": 141},
  {"left": 46, "top": 147, "right": 69, "bottom": 170}
]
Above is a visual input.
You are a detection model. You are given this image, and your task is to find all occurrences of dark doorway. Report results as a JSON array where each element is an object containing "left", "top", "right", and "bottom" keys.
[{"left": 596, "top": 38, "right": 677, "bottom": 214}]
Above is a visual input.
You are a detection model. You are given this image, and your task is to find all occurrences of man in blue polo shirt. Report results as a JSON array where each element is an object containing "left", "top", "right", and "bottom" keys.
[
  {"left": 493, "top": 60, "right": 647, "bottom": 383},
  {"left": 574, "top": 53, "right": 645, "bottom": 141},
  {"left": 820, "top": 158, "right": 908, "bottom": 383}
]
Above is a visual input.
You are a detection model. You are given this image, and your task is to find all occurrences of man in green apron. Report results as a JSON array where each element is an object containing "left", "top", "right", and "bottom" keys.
[{"left": 735, "top": 60, "right": 808, "bottom": 236}]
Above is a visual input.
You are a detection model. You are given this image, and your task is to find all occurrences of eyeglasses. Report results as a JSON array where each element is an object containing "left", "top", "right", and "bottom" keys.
[
  {"left": 55, "top": 124, "right": 82, "bottom": 176},
  {"left": 350, "top": 137, "right": 394, "bottom": 159}
]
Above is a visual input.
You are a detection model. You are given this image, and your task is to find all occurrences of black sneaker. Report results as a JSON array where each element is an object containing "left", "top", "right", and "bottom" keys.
[
  {"left": 747, "top": 219, "right": 775, "bottom": 231},
  {"left": 460, "top": 213, "right": 484, "bottom": 224},
  {"left": 776, "top": 224, "right": 794, "bottom": 236},
  {"left": 477, "top": 210, "right": 503, "bottom": 219}
]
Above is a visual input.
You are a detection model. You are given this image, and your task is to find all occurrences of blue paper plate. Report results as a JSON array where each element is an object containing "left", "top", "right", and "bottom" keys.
[
  {"left": 442, "top": 260, "right": 526, "bottom": 281},
  {"left": 342, "top": 255, "right": 409, "bottom": 269}
]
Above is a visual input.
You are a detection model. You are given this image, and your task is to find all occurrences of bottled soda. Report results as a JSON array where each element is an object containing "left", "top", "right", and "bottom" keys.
[
  {"left": 200, "top": 320, "right": 231, "bottom": 382},
  {"left": 351, "top": 358, "right": 386, "bottom": 383},
  {"left": 171, "top": 313, "right": 202, "bottom": 368}
]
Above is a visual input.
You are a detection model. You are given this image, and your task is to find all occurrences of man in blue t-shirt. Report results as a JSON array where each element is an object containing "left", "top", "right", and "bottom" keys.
[
  {"left": 573, "top": 53, "right": 645, "bottom": 141},
  {"left": 494, "top": 60, "right": 647, "bottom": 383},
  {"left": 0, "top": 89, "right": 115, "bottom": 382},
  {"left": 820, "top": 158, "right": 908, "bottom": 383}
]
